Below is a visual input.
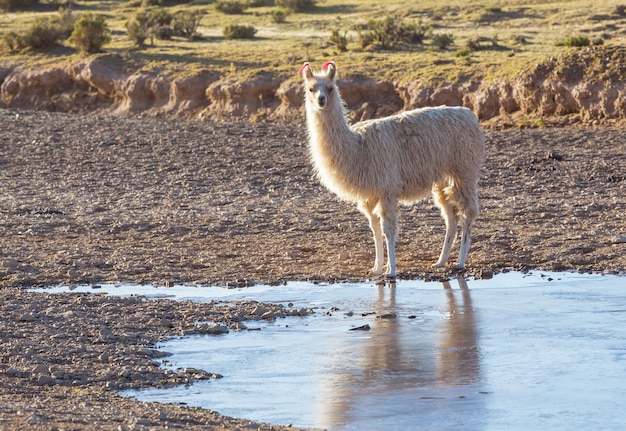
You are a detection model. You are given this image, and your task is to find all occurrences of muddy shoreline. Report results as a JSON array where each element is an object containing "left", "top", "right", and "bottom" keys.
[{"left": 1, "top": 108, "right": 625, "bottom": 429}]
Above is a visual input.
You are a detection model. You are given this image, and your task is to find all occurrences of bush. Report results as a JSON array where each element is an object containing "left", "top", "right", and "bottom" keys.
[
  {"left": 330, "top": 29, "right": 347, "bottom": 52},
  {"left": 150, "top": 8, "right": 173, "bottom": 27},
  {"left": 432, "top": 32, "right": 454, "bottom": 50},
  {"left": 22, "top": 17, "right": 65, "bottom": 50},
  {"left": 172, "top": 10, "right": 201, "bottom": 38},
  {"left": 1, "top": 31, "right": 23, "bottom": 52},
  {"left": 69, "top": 13, "right": 111, "bottom": 54},
  {"left": 357, "top": 15, "right": 429, "bottom": 50},
  {"left": 557, "top": 35, "right": 590, "bottom": 48},
  {"left": 223, "top": 24, "right": 257, "bottom": 39},
  {"left": 270, "top": 8, "right": 289, "bottom": 24},
  {"left": 125, "top": 12, "right": 151, "bottom": 46},
  {"left": 215, "top": 0, "right": 247, "bottom": 14},
  {"left": 0, "top": 8, "right": 74, "bottom": 51},
  {"left": 52, "top": 7, "right": 77, "bottom": 38},
  {"left": 275, "top": 0, "right": 316, "bottom": 12}
]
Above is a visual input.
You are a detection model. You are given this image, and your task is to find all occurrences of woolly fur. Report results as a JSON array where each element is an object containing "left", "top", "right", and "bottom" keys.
[{"left": 300, "top": 62, "right": 485, "bottom": 277}]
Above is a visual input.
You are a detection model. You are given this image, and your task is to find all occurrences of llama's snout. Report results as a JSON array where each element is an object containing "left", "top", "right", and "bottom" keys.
[{"left": 317, "top": 94, "right": 327, "bottom": 108}]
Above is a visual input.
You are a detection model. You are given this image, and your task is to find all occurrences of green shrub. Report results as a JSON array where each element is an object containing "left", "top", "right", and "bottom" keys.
[
  {"left": 223, "top": 24, "right": 257, "bottom": 39},
  {"left": 270, "top": 8, "right": 289, "bottom": 23},
  {"left": 172, "top": 10, "right": 201, "bottom": 38},
  {"left": 125, "top": 12, "right": 151, "bottom": 46},
  {"left": 150, "top": 8, "right": 173, "bottom": 27},
  {"left": 23, "top": 17, "right": 65, "bottom": 50},
  {"left": 357, "top": 15, "right": 428, "bottom": 50},
  {"left": 215, "top": 0, "right": 247, "bottom": 14},
  {"left": 330, "top": 29, "right": 347, "bottom": 52},
  {"left": 69, "top": 13, "right": 111, "bottom": 54},
  {"left": 275, "top": 0, "right": 316, "bottom": 12},
  {"left": 52, "top": 7, "right": 77, "bottom": 38},
  {"left": 432, "top": 32, "right": 454, "bottom": 50},
  {"left": 484, "top": 6, "right": 502, "bottom": 13},
  {"left": 1, "top": 31, "right": 23, "bottom": 52},
  {"left": 0, "top": 8, "right": 74, "bottom": 51},
  {"left": 557, "top": 35, "right": 590, "bottom": 48}
]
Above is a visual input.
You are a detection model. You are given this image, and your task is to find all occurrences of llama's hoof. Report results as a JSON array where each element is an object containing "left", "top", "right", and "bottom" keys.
[
  {"left": 369, "top": 267, "right": 384, "bottom": 276},
  {"left": 432, "top": 262, "right": 446, "bottom": 269},
  {"left": 453, "top": 263, "right": 466, "bottom": 270}
]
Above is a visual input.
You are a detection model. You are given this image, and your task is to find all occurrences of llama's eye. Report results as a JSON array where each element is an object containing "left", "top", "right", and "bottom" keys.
[
  {"left": 309, "top": 88, "right": 314, "bottom": 93},
  {"left": 327, "top": 87, "right": 333, "bottom": 92}
]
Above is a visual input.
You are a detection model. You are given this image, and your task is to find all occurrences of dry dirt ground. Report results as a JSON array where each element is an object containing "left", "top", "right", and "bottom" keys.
[{"left": 0, "top": 108, "right": 625, "bottom": 430}]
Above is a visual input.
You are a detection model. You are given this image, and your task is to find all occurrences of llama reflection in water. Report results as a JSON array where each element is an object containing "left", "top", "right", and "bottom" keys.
[{"left": 315, "top": 278, "right": 482, "bottom": 430}]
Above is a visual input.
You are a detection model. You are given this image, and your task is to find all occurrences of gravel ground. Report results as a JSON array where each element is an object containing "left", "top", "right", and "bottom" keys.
[{"left": 0, "top": 108, "right": 625, "bottom": 430}]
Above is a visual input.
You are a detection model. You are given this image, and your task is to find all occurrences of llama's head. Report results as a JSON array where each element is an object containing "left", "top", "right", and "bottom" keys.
[{"left": 299, "top": 61, "right": 338, "bottom": 112}]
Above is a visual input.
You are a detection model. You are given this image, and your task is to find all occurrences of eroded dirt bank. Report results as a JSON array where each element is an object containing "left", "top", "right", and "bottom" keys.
[
  {"left": 0, "top": 109, "right": 625, "bottom": 430},
  {"left": 2, "top": 46, "right": 626, "bottom": 125}
]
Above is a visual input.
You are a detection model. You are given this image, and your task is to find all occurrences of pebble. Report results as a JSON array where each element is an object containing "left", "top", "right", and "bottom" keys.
[
  {"left": 611, "top": 235, "right": 626, "bottom": 244},
  {"left": 19, "top": 313, "right": 36, "bottom": 322}
]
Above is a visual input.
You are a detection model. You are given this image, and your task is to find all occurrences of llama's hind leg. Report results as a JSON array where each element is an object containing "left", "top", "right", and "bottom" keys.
[
  {"left": 453, "top": 182, "right": 479, "bottom": 269},
  {"left": 455, "top": 215, "right": 473, "bottom": 269},
  {"left": 359, "top": 200, "right": 385, "bottom": 275},
  {"left": 432, "top": 186, "right": 458, "bottom": 268}
]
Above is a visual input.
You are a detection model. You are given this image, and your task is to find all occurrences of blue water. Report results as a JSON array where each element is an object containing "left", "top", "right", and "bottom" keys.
[{"left": 70, "top": 271, "right": 626, "bottom": 431}]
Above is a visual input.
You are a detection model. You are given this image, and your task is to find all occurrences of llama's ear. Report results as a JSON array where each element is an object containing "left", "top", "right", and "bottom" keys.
[
  {"left": 322, "top": 61, "right": 336, "bottom": 80},
  {"left": 298, "top": 62, "right": 313, "bottom": 80}
]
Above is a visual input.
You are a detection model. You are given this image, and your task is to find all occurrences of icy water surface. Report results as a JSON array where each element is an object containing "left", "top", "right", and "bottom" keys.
[{"left": 49, "top": 272, "right": 626, "bottom": 430}]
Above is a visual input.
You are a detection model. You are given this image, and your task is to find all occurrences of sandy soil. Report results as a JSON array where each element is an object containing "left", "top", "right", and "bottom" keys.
[{"left": 0, "top": 108, "right": 625, "bottom": 430}]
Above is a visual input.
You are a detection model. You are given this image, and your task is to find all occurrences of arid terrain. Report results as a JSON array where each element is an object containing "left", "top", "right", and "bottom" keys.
[{"left": 0, "top": 108, "right": 625, "bottom": 430}]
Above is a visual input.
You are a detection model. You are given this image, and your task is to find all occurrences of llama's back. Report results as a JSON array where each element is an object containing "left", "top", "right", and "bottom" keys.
[{"left": 350, "top": 105, "right": 484, "bottom": 202}]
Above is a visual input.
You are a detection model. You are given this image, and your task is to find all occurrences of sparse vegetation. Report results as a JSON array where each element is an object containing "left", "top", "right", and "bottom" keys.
[
  {"left": 270, "top": 8, "right": 289, "bottom": 24},
  {"left": 275, "top": 0, "right": 316, "bottom": 12},
  {"left": 1, "top": 8, "right": 75, "bottom": 51},
  {"left": 330, "top": 29, "right": 347, "bottom": 52},
  {"left": 357, "top": 15, "right": 430, "bottom": 50},
  {"left": 68, "top": 13, "right": 110, "bottom": 54},
  {"left": 223, "top": 24, "right": 257, "bottom": 40},
  {"left": 215, "top": 0, "right": 247, "bottom": 14},
  {"left": 172, "top": 10, "right": 201, "bottom": 38},
  {"left": 557, "top": 35, "right": 590, "bottom": 47},
  {"left": 1, "top": 0, "right": 625, "bottom": 83},
  {"left": 432, "top": 33, "right": 454, "bottom": 50}
]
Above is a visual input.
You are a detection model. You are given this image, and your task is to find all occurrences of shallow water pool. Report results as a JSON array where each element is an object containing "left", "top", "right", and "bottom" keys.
[{"left": 47, "top": 272, "right": 626, "bottom": 430}]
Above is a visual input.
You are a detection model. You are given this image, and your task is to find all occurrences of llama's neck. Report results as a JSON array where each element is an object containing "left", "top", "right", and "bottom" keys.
[
  {"left": 305, "top": 97, "right": 361, "bottom": 199},
  {"left": 306, "top": 99, "right": 357, "bottom": 165}
]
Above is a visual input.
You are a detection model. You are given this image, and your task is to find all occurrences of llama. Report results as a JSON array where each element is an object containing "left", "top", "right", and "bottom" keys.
[{"left": 299, "top": 61, "right": 485, "bottom": 278}]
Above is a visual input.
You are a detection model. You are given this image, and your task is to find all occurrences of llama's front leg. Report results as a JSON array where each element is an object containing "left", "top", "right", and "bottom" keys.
[
  {"left": 359, "top": 201, "right": 385, "bottom": 275},
  {"left": 378, "top": 200, "right": 398, "bottom": 278}
]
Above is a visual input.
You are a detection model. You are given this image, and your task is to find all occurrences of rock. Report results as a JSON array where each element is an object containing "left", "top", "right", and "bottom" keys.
[
  {"left": 5, "top": 367, "right": 19, "bottom": 377},
  {"left": 19, "top": 313, "right": 36, "bottom": 322},
  {"left": 31, "top": 364, "right": 49, "bottom": 375},
  {"left": 479, "top": 269, "right": 494, "bottom": 279},
  {"left": 349, "top": 324, "right": 371, "bottom": 331},
  {"left": 260, "top": 311, "right": 276, "bottom": 320},
  {"left": 611, "top": 235, "right": 626, "bottom": 244}
]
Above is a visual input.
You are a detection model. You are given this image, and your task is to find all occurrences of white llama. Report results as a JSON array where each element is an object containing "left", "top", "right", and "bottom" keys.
[{"left": 299, "top": 61, "right": 485, "bottom": 278}]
